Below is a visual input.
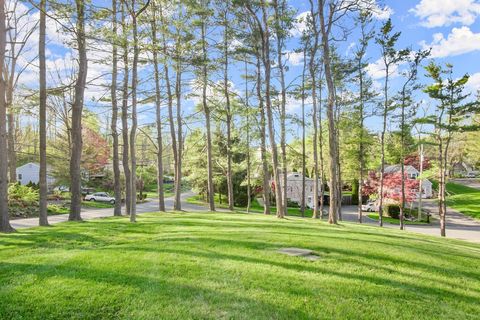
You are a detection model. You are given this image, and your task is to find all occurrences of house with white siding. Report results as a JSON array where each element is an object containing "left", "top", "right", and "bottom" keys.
[
  {"left": 384, "top": 165, "right": 433, "bottom": 198},
  {"left": 16, "top": 162, "right": 56, "bottom": 187}
]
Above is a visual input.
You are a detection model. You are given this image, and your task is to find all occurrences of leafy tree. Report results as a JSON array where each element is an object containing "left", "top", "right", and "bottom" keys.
[{"left": 422, "top": 62, "right": 480, "bottom": 237}]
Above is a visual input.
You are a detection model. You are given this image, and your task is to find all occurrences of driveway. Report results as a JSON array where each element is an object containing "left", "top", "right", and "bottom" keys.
[
  {"left": 340, "top": 202, "right": 480, "bottom": 243},
  {"left": 451, "top": 178, "right": 480, "bottom": 190},
  {"left": 10, "top": 191, "right": 208, "bottom": 229}
]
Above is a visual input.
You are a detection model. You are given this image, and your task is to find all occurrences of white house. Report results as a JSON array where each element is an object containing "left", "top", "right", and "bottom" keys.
[
  {"left": 16, "top": 163, "right": 56, "bottom": 187},
  {"left": 274, "top": 172, "right": 322, "bottom": 206},
  {"left": 384, "top": 165, "right": 433, "bottom": 198}
]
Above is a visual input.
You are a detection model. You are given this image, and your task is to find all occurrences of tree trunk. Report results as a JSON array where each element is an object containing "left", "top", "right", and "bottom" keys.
[
  {"left": 417, "top": 143, "right": 423, "bottom": 220},
  {"left": 260, "top": 1, "right": 283, "bottom": 218},
  {"left": 69, "top": 0, "right": 87, "bottom": 221},
  {"left": 159, "top": 2, "right": 178, "bottom": 211},
  {"left": 0, "top": 0, "right": 13, "bottom": 232},
  {"left": 151, "top": 3, "right": 165, "bottom": 212},
  {"left": 223, "top": 14, "right": 234, "bottom": 211},
  {"left": 256, "top": 55, "right": 270, "bottom": 215},
  {"left": 129, "top": 3, "right": 139, "bottom": 222},
  {"left": 174, "top": 52, "right": 182, "bottom": 211},
  {"left": 318, "top": 1, "right": 338, "bottom": 224},
  {"left": 273, "top": 0, "right": 288, "bottom": 217},
  {"left": 300, "top": 48, "right": 307, "bottom": 217},
  {"left": 111, "top": 0, "right": 122, "bottom": 216},
  {"left": 245, "top": 59, "right": 251, "bottom": 213},
  {"left": 310, "top": 61, "right": 320, "bottom": 219},
  {"left": 38, "top": 0, "right": 48, "bottom": 226},
  {"left": 201, "top": 20, "right": 215, "bottom": 212},
  {"left": 121, "top": 2, "right": 131, "bottom": 216}
]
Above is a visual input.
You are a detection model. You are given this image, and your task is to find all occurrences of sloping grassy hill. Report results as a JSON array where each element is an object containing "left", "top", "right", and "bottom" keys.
[
  {"left": 446, "top": 182, "right": 480, "bottom": 219},
  {"left": 1, "top": 212, "right": 479, "bottom": 319}
]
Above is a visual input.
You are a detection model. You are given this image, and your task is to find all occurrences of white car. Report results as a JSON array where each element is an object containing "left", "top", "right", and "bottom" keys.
[
  {"left": 466, "top": 172, "right": 477, "bottom": 178},
  {"left": 85, "top": 192, "right": 116, "bottom": 204},
  {"left": 361, "top": 202, "right": 377, "bottom": 212}
]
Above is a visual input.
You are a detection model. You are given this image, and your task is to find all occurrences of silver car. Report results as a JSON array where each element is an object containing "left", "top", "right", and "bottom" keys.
[{"left": 85, "top": 192, "right": 116, "bottom": 204}]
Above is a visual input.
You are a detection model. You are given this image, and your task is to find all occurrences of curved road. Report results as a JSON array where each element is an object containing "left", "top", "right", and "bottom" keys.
[{"left": 10, "top": 191, "right": 207, "bottom": 229}]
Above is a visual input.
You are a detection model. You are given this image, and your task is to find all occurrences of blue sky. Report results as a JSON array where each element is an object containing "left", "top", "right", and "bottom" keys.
[{"left": 13, "top": 0, "right": 480, "bottom": 138}]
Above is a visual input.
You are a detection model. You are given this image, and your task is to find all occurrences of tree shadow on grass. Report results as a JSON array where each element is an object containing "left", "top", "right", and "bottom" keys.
[{"left": 0, "top": 260, "right": 311, "bottom": 320}]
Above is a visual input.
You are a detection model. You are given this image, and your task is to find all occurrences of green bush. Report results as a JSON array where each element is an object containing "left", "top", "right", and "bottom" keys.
[
  {"left": 8, "top": 183, "right": 39, "bottom": 207},
  {"left": 385, "top": 205, "right": 400, "bottom": 219},
  {"left": 287, "top": 200, "right": 300, "bottom": 208}
]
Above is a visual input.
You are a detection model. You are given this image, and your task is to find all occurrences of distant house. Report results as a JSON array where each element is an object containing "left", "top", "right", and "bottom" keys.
[
  {"left": 273, "top": 172, "right": 322, "bottom": 206},
  {"left": 384, "top": 165, "right": 433, "bottom": 199},
  {"left": 16, "top": 162, "right": 56, "bottom": 187},
  {"left": 451, "top": 161, "right": 475, "bottom": 177}
]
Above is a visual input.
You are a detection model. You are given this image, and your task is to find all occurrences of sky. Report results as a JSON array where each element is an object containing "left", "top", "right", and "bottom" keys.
[{"left": 10, "top": 0, "right": 480, "bottom": 139}]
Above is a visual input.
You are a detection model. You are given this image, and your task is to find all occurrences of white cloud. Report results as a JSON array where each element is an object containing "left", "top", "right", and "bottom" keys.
[
  {"left": 366, "top": 57, "right": 399, "bottom": 79},
  {"left": 285, "top": 50, "right": 304, "bottom": 66},
  {"left": 420, "top": 26, "right": 480, "bottom": 58},
  {"left": 371, "top": 4, "right": 393, "bottom": 20},
  {"left": 290, "top": 11, "right": 310, "bottom": 38},
  {"left": 466, "top": 72, "right": 480, "bottom": 94},
  {"left": 410, "top": 0, "right": 480, "bottom": 28}
]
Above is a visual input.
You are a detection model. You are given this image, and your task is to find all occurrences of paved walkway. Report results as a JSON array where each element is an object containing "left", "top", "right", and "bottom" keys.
[
  {"left": 451, "top": 178, "right": 480, "bottom": 190},
  {"left": 10, "top": 191, "right": 208, "bottom": 229}
]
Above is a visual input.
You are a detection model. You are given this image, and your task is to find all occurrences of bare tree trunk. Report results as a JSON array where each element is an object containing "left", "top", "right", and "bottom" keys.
[
  {"left": 245, "top": 59, "right": 251, "bottom": 213},
  {"left": 111, "top": 0, "right": 122, "bottom": 216},
  {"left": 129, "top": 1, "right": 140, "bottom": 222},
  {"left": 159, "top": 2, "right": 178, "bottom": 211},
  {"left": 418, "top": 143, "right": 423, "bottom": 220},
  {"left": 318, "top": 1, "right": 338, "bottom": 224},
  {"left": 223, "top": 14, "right": 234, "bottom": 211},
  {"left": 69, "top": 0, "right": 87, "bottom": 221},
  {"left": 7, "top": 98, "right": 15, "bottom": 183},
  {"left": 260, "top": 1, "right": 283, "bottom": 218},
  {"left": 151, "top": 2, "right": 165, "bottom": 212},
  {"left": 300, "top": 47, "right": 307, "bottom": 217},
  {"left": 121, "top": 2, "right": 131, "bottom": 216},
  {"left": 273, "top": 0, "right": 288, "bottom": 217},
  {"left": 38, "top": 0, "right": 48, "bottom": 226},
  {"left": 378, "top": 67, "right": 389, "bottom": 227},
  {"left": 256, "top": 55, "right": 270, "bottom": 215},
  {"left": 0, "top": 0, "right": 13, "bottom": 232},
  {"left": 310, "top": 64, "right": 320, "bottom": 219},
  {"left": 174, "top": 52, "right": 182, "bottom": 211},
  {"left": 399, "top": 97, "right": 406, "bottom": 230},
  {"left": 200, "top": 19, "right": 215, "bottom": 212},
  {"left": 318, "top": 75, "right": 325, "bottom": 217}
]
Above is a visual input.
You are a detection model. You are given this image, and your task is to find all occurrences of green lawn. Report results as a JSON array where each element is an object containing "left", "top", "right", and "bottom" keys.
[
  {"left": 82, "top": 200, "right": 115, "bottom": 209},
  {"left": 445, "top": 182, "right": 480, "bottom": 220},
  {"left": 367, "top": 213, "right": 430, "bottom": 225},
  {"left": 1, "top": 212, "right": 479, "bottom": 319},
  {"left": 187, "top": 194, "right": 315, "bottom": 217}
]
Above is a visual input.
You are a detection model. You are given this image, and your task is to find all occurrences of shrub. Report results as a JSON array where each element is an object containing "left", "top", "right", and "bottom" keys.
[
  {"left": 385, "top": 205, "right": 400, "bottom": 219},
  {"left": 287, "top": 200, "right": 300, "bottom": 208},
  {"left": 8, "top": 183, "right": 39, "bottom": 207}
]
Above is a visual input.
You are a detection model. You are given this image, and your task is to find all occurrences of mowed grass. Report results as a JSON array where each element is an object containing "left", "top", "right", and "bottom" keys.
[
  {"left": 445, "top": 182, "right": 480, "bottom": 219},
  {"left": 1, "top": 212, "right": 480, "bottom": 319},
  {"left": 187, "top": 194, "right": 315, "bottom": 217}
]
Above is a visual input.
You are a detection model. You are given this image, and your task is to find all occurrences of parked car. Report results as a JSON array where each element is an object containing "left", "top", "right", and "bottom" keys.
[
  {"left": 81, "top": 187, "right": 96, "bottom": 196},
  {"left": 85, "top": 192, "right": 116, "bottom": 204},
  {"left": 466, "top": 172, "right": 477, "bottom": 178},
  {"left": 361, "top": 201, "right": 377, "bottom": 212},
  {"left": 53, "top": 185, "right": 69, "bottom": 192}
]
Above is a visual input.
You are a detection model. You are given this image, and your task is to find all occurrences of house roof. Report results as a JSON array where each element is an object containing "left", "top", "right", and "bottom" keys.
[
  {"left": 384, "top": 165, "right": 419, "bottom": 175},
  {"left": 16, "top": 162, "right": 53, "bottom": 173}
]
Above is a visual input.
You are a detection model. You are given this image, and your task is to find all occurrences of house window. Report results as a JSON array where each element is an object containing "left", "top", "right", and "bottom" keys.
[{"left": 18, "top": 174, "right": 22, "bottom": 180}]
